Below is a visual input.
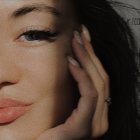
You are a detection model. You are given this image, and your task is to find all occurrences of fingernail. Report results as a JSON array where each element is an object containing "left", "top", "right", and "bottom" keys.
[
  {"left": 74, "top": 31, "right": 83, "bottom": 45},
  {"left": 67, "top": 56, "right": 80, "bottom": 67},
  {"left": 82, "top": 25, "right": 91, "bottom": 42}
]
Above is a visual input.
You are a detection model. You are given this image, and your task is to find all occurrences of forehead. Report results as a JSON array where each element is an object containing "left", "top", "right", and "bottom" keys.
[
  {"left": 0, "top": 0, "right": 74, "bottom": 20},
  {"left": 0, "top": 0, "right": 69, "bottom": 12},
  {"left": 0, "top": 0, "right": 60, "bottom": 6},
  {"left": 0, "top": 0, "right": 76, "bottom": 30}
]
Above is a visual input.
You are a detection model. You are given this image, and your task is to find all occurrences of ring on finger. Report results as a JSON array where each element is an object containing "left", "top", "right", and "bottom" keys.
[{"left": 105, "top": 97, "right": 111, "bottom": 105}]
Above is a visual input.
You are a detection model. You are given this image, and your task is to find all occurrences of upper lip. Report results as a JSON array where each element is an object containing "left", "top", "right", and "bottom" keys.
[{"left": 0, "top": 98, "right": 32, "bottom": 108}]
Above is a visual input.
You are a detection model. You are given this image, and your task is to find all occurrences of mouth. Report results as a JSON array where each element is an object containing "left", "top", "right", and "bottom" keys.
[{"left": 0, "top": 98, "right": 32, "bottom": 124}]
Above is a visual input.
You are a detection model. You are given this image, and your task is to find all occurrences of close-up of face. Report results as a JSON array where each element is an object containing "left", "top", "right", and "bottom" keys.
[
  {"left": 0, "top": 0, "right": 77, "bottom": 139},
  {"left": 0, "top": 0, "right": 139, "bottom": 140}
]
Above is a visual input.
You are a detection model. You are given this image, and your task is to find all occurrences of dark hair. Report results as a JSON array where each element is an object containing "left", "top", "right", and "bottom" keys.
[{"left": 73, "top": 0, "right": 138, "bottom": 139}]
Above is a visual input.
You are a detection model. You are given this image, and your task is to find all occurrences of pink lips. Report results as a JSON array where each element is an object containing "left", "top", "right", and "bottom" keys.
[{"left": 0, "top": 98, "right": 31, "bottom": 124}]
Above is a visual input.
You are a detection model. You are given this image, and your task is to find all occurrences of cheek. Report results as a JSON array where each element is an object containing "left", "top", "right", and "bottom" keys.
[{"left": 17, "top": 42, "right": 70, "bottom": 99}]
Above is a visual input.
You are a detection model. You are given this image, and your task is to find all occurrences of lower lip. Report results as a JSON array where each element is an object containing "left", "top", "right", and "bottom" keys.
[{"left": 0, "top": 106, "right": 30, "bottom": 124}]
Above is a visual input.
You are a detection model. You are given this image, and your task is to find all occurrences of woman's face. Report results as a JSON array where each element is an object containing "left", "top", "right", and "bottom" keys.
[{"left": 0, "top": 0, "right": 76, "bottom": 139}]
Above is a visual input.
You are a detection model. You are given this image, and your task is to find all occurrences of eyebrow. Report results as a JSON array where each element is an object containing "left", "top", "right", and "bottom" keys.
[{"left": 11, "top": 4, "right": 62, "bottom": 18}]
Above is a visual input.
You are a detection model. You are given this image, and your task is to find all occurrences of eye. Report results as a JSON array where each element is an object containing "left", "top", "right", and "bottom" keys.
[{"left": 19, "top": 30, "right": 59, "bottom": 42}]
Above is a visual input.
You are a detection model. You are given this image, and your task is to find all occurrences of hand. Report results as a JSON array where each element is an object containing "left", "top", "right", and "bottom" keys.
[{"left": 37, "top": 25, "right": 109, "bottom": 140}]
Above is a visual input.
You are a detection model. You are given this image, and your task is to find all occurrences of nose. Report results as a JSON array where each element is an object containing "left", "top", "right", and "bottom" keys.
[
  {"left": 0, "top": 33, "right": 21, "bottom": 90},
  {"left": 0, "top": 61, "right": 20, "bottom": 90}
]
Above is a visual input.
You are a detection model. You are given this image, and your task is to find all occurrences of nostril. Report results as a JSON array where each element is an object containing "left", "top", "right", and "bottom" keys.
[{"left": 0, "top": 82, "right": 13, "bottom": 89}]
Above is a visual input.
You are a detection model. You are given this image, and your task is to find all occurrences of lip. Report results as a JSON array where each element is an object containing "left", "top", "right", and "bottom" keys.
[{"left": 0, "top": 98, "right": 32, "bottom": 124}]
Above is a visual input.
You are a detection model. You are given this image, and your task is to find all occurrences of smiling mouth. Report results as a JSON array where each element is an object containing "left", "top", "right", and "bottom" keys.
[{"left": 0, "top": 98, "right": 32, "bottom": 124}]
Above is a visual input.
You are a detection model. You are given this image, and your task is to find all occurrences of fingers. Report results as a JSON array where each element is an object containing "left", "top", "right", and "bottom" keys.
[
  {"left": 82, "top": 25, "right": 109, "bottom": 86},
  {"left": 37, "top": 61, "right": 98, "bottom": 140},
  {"left": 68, "top": 25, "right": 109, "bottom": 138},
  {"left": 72, "top": 29, "right": 107, "bottom": 97},
  {"left": 53, "top": 57, "right": 96, "bottom": 139},
  {"left": 81, "top": 26, "right": 109, "bottom": 136},
  {"left": 67, "top": 56, "right": 97, "bottom": 98},
  {"left": 81, "top": 25, "right": 110, "bottom": 98},
  {"left": 37, "top": 25, "right": 110, "bottom": 140}
]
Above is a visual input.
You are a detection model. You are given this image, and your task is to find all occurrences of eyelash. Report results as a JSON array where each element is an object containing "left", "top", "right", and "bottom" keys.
[{"left": 19, "top": 29, "right": 59, "bottom": 42}]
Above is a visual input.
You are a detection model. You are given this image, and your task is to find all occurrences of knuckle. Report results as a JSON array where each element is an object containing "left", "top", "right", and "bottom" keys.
[
  {"left": 90, "top": 92, "right": 98, "bottom": 102},
  {"left": 80, "top": 69, "right": 90, "bottom": 80},
  {"left": 78, "top": 129, "right": 90, "bottom": 139},
  {"left": 91, "top": 121, "right": 109, "bottom": 138},
  {"left": 99, "top": 77, "right": 109, "bottom": 93},
  {"left": 99, "top": 81, "right": 106, "bottom": 92},
  {"left": 83, "top": 71, "right": 90, "bottom": 80},
  {"left": 71, "top": 127, "right": 90, "bottom": 139},
  {"left": 103, "top": 74, "right": 110, "bottom": 84},
  {"left": 91, "top": 129, "right": 104, "bottom": 138},
  {"left": 91, "top": 129, "right": 102, "bottom": 138},
  {"left": 64, "top": 122, "right": 91, "bottom": 139},
  {"left": 85, "top": 84, "right": 98, "bottom": 100},
  {"left": 101, "top": 124, "right": 109, "bottom": 136}
]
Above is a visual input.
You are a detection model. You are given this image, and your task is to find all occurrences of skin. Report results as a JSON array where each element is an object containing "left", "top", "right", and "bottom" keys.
[{"left": 0, "top": 0, "right": 109, "bottom": 140}]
